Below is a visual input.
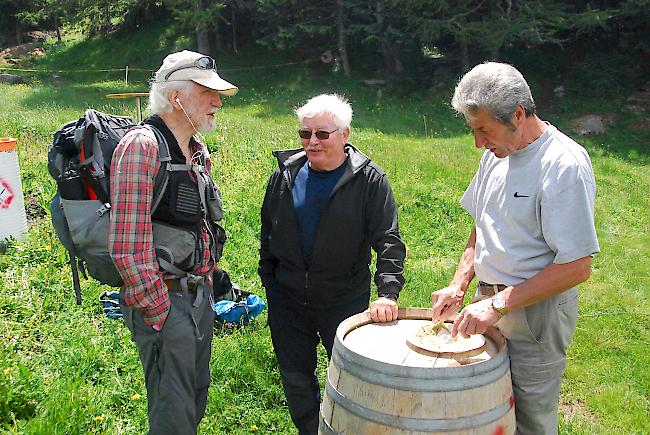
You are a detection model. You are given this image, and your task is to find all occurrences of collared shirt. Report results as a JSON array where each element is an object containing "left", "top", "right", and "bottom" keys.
[{"left": 108, "top": 120, "right": 215, "bottom": 326}]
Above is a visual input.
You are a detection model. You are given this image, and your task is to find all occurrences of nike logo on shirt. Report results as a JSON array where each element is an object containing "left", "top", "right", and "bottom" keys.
[{"left": 514, "top": 192, "right": 529, "bottom": 198}]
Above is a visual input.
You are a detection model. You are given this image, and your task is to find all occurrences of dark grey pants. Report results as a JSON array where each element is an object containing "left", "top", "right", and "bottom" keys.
[
  {"left": 120, "top": 281, "right": 214, "bottom": 435},
  {"left": 267, "top": 283, "right": 369, "bottom": 435}
]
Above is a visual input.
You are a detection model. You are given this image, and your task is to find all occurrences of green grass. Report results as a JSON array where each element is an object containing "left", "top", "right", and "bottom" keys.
[{"left": 1, "top": 26, "right": 649, "bottom": 434}]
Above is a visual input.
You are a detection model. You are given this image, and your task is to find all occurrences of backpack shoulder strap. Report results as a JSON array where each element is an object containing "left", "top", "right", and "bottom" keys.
[
  {"left": 143, "top": 123, "right": 198, "bottom": 213},
  {"left": 142, "top": 124, "right": 171, "bottom": 214}
]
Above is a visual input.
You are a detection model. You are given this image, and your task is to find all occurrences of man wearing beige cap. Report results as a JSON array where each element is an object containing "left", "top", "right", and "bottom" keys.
[{"left": 109, "top": 50, "right": 237, "bottom": 434}]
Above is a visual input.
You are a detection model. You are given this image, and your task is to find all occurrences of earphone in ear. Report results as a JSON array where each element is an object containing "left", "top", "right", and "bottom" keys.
[{"left": 175, "top": 97, "right": 184, "bottom": 109}]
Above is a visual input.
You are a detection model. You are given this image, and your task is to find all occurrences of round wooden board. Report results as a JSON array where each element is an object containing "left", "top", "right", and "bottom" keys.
[{"left": 406, "top": 322, "right": 486, "bottom": 354}]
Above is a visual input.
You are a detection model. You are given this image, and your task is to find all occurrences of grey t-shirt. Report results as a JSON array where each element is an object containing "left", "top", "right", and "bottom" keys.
[{"left": 461, "top": 124, "right": 600, "bottom": 286}]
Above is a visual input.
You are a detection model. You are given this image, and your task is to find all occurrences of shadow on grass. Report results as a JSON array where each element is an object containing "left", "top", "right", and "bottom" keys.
[
  {"left": 15, "top": 73, "right": 471, "bottom": 140},
  {"left": 13, "top": 72, "right": 650, "bottom": 166}
]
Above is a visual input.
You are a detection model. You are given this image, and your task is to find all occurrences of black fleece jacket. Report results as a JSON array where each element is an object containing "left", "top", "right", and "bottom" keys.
[{"left": 258, "top": 144, "right": 406, "bottom": 308}]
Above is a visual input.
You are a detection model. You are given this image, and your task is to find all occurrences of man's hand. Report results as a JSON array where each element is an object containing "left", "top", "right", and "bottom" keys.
[
  {"left": 431, "top": 284, "right": 465, "bottom": 322},
  {"left": 369, "top": 297, "right": 398, "bottom": 323},
  {"left": 451, "top": 298, "right": 501, "bottom": 339},
  {"left": 149, "top": 310, "right": 169, "bottom": 332}
]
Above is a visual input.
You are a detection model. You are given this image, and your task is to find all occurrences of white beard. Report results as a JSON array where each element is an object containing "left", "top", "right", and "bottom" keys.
[{"left": 197, "top": 116, "right": 217, "bottom": 133}]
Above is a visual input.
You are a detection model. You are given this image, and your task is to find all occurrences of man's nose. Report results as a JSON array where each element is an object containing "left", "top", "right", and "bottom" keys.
[
  {"left": 474, "top": 131, "right": 487, "bottom": 149},
  {"left": 309, "top": 132, "right": 320, "bottom": 145},
  {"left": 212, "top": 93, "right": 223, "bottom": 108}
]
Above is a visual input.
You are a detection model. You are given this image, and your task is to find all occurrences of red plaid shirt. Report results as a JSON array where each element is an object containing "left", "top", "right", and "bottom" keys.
[{"left": 108, "top": 127, "right": 216, "bottom": 326}]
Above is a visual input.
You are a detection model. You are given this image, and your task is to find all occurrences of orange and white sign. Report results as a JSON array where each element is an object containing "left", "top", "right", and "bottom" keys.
[{"left": 0, "top": 178, "right": 15, "bottom": 209}]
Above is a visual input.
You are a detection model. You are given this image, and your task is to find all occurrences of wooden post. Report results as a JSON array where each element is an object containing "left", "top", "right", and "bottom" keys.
[
  {"left": 125, "top": 66, "right": 129, "bottom": 85},
  {"left": 336, "top": 0, "right": 351, "bottom": 77}
]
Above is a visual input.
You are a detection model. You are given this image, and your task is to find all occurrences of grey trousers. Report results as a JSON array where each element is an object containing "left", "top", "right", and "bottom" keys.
[
  {"left": 476, "top": 287, "right": 579, "bottom": 435},
  {"left": 120, "top": 281, "right": 214, "bottom": 435}
]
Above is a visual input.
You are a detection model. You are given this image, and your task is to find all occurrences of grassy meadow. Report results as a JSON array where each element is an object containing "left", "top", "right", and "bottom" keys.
[{"left": 1, "top": 29, "right": 649, "bottom": 434}]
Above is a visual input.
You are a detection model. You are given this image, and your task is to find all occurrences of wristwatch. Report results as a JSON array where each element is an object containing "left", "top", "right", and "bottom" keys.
[{"left": 491, "top": 296, "right": 508, "bottom": 316}]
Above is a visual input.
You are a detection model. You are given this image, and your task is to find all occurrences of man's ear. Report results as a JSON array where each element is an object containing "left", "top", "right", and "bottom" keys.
[
  {"left": 342, "top": 127, "right": 350, "bottom": 143},
  {"left": 169, "top": 91, "right": 180, "bottom": 109},
  {"left": 515, "top": 104, "right": 526, "bottom": 121}
]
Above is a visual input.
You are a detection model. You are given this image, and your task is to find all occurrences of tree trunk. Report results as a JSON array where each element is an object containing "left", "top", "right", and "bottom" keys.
[
  {"left": 388, "top": 44, "right": 403, "bottom": 75},
  {"left": 143, "top": 0, "right": 153, "bottom": 22},
  {"left": 490, "top": 44, "right": 500, "bottom": 61},
  {"left": 375, "top": 1, "right": 402, "bottom": 75},
  {"left": 336, "top": 0, "right": 351, "bottom": 76},
  {"left": 103, "top": 2, "right": 111, "bottom": 34},
  {"left": 213, "top": 11, "right": 223, "bottom": 52},
  {"left": 16, "top": 19, "right": 23, "bottom": 45},
  {"left": 197, "top": 25, "right": 210, "bottom": 54},
  {"left": 459, "top": 40, "right": 469, "bottom": 73},
  {"left": 231, "top": 6, "right": 238, "bottom": 54},
  {"left": 54, "top": 14, "right": 61, "bottom": 44},
  {"left": 195, "top": 0, "right": 210, "bottom": 54}
]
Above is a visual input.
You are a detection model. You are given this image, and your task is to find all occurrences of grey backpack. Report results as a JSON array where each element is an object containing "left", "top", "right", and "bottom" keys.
[{"left": 48, "top": 109, "right": 225, "bottom": 304}]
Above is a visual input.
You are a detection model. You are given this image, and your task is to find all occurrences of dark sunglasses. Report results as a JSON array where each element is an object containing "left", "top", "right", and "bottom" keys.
[
  {"left": 298, "top": 128, "right": 338, "bottom": 140},
  {"left": 164, "top": 56, "right": 217, "bottom": 80}
]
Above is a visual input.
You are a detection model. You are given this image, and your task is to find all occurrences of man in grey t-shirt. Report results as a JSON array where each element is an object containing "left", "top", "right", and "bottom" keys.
[{"left": 431, "top": 62, "right": 599, "bottom": 434}]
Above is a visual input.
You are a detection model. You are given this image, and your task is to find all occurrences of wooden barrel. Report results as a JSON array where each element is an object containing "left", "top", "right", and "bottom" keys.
[{"left": 320, "top": 308, "right": 515, "bottom": 434}]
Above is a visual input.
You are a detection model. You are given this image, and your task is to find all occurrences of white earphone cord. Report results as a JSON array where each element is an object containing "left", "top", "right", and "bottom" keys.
[{"left": 176, "top": 97, "right": 208, "bottom": 145}]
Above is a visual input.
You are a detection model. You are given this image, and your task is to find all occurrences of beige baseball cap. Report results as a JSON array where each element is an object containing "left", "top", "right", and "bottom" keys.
[{"left": 155, "top": 50, "right": 238, "bottom": 96}]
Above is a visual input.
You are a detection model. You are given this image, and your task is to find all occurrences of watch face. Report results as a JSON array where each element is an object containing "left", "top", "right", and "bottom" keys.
[{"left": 493, "top": 297, "right": 506, "bottom": 310}]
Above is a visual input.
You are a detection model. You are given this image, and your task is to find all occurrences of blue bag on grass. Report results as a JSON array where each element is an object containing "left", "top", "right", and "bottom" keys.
[
  {"left": 213, "top": 294, "right": 266, "bottom": 325},
  {"left": 99, "top": 269, "right": 265, "bottom": 325},
  {"left": 212, "top": 268, "right": 266, "bottom": 325},
  {"left": 99, "top": 290, "right": 122, "bottom": 319}
]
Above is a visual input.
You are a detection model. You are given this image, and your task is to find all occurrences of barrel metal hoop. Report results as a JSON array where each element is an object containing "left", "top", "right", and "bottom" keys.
[
  {"left": 319, "top": 412, "right": 341, "bottom": 435},
  {"left": 325, "top": 381, "right": 512, "bottom": 432},
  {"left": 331, "top": 336, "right": 509, "bottom": 391},
  {"left": 332, "top": 348, "right": 510, "bottom": 391}
]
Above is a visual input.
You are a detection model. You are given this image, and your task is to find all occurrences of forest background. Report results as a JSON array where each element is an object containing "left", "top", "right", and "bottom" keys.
[{"left": 2, "top": 0, "right": 650, "bottom": 80}]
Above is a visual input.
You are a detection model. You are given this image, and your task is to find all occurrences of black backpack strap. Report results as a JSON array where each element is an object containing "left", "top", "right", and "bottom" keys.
[
  {"left": 84, "top": 110, "right": 107, "bottom": 177},
  {"left": 144, "top": 125, "right": 203, "bottom": 214},
  {"left": 60, "top": 205, "right": 83, "bottom": 305},
  {"left": 143, "top": 124, "right": 171, "bottom": 214},
  {"left": 142, "top": 125, "right": 215, "bottom": 280},
  {"left": 77, "top": 110, "right": 112, "bottom": 205}
]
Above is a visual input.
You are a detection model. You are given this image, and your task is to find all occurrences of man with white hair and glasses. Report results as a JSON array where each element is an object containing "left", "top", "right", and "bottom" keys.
[
  {"left": 259, "top": 94, "right": 406, "bottom": 434},
  {"left": 431, "top": 62, "right": 599, "bottom": 434},
  {"left": 109, "top": 50, "right": 237, "bottom": 434}
]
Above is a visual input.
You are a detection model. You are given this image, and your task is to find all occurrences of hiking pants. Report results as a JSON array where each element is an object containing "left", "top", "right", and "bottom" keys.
[
  {"left": 267, "top": 283, "right": 368, "bottom": 435},
  {"left": 476, "top": 287, "right": 579, "bottom": 434},
  {"left": 120, "top": 280, "right": 214, "bottom": 435}
]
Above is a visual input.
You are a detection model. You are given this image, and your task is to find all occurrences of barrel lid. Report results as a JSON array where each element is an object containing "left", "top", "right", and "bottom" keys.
[
  {"left": 336, "top": 308, "right": 507, "bottom": 371},
  {"left": 343, "top": 318, "right": 497, "bottom": 368},
  {"left": 0, "top": 137, "right": 17, "bottom": 152}
]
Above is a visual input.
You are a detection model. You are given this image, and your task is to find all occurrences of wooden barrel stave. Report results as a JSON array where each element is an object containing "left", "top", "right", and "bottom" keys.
[{"left": 320, "top": 308, "right": 516, "bottom": 435}]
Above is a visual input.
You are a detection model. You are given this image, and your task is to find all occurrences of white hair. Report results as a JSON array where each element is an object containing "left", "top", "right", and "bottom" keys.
[
  {"left": 452, "top": 62, "right": 536, "bottom": 126},
  {"left": 295, "top": 94, "right": 353, "bottom": 132},
  {"left": 147, "top": 79, "right": 193, "bottom": 115}
]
